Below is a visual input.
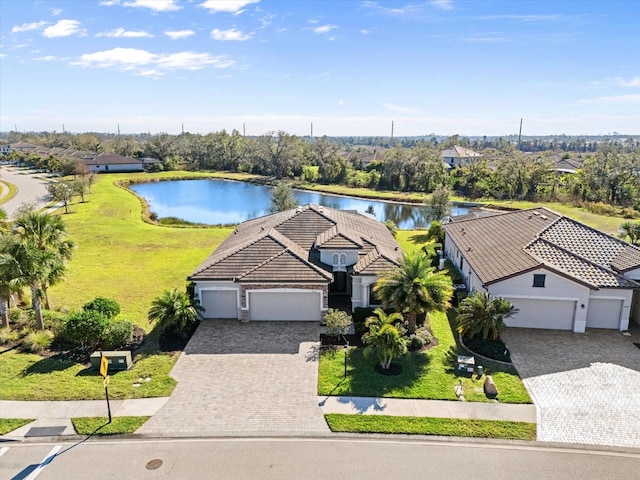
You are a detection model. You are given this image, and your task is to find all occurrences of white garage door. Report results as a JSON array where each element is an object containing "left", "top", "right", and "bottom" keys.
[
  {"left": 201, "top": 290, "right": 237, "bottom": 319},
  {"left": 248, "top": 291, "right": 322, "bottom": 321},
  {"left": 586, "top": 299, "right": 622, "bottom": 329},
  {"left": 504, "top": 298, "right": 576, "bottom": 330}
]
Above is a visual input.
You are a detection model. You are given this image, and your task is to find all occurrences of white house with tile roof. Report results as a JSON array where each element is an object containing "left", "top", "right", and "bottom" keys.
[
  {"left": 443, "top": 207, "right": 640, "bottom": 332},
  {"left": 189, "top": 204, "right": 402, "bottom": 321},
  {"left": 441, "top": 145, "right": 482, "bottom": 168}
]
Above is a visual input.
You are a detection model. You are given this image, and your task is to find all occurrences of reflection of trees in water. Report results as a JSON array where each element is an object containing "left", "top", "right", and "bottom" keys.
[{"left": 382, "top": 204, "right": 430, "bottom": 229}]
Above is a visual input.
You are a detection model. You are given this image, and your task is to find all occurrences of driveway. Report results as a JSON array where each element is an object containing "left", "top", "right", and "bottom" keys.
[
  {"left": 0, "top": 166, "right": 51, "bottom": 217},
  {"left": 502, "top": 327, "right": 640, "bottom": 448},
  {"left": 138, "top": 321, "right": 329, "bottom": 435}
]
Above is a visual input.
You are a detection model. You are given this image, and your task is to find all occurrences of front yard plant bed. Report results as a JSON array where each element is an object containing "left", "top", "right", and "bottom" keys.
[
  {"left": 325, "top": 414, "right": 537, "bottom": 440},
  {"left": 0, "top": 418, "right": 33, "bottom": 435},
  {"left": 318, "top": 311, "right": 531, "bottom": 404},
  {"left": 72, "top": 416, "right": 150, "bottom": 435},
  {"left": 0, "top": 350, "right": 178, "bottom": 400},
  {"left": 462, "top": 336, "right": 511, "bottom": 363}
]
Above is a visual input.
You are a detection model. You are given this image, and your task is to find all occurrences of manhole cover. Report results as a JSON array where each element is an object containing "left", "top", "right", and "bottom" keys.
[{"left": 146, "top": 459, "right": 163, "bottom": 470}]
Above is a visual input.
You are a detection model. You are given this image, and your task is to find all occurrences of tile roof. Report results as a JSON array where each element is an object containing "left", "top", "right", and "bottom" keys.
[
  {"left": 84, "top": 153, "right": 142, "bottom": 165},
  {"left": 190, "top": 204, "right": 401, "bottom": 283},
  {"left": 443, "top": 207, "right": 640, "bottom": 289},
  {"left": 441, "top": 145, "right": 481, "bottom": 159}
]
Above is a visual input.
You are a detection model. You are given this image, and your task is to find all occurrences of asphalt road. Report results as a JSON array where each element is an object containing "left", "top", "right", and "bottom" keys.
[
  {"left": 0, "top": 166, "right": 51, "bottom": 217},
  {"left": 1, "top": 437, "right": 638, "bottom": 480}
]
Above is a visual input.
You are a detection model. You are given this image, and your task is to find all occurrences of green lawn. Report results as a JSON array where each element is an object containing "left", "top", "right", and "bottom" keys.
[
  {"left": 325, "top": 414, "right": 536, "bottom": 440},
  {"left": 318, "top": 310, "right": 531, "bottom": 404},
  {"left": 0, "top": 418, "right": 33, "bottom": 435},
  {"left": 72, "top": 416, "right": 150, "bottom": 435},
  {"left": 48, "top": 173, "right": 233, "bottom": 327},
  {"left": 0, "top": 350, "right": 177, "bottom": 400}
]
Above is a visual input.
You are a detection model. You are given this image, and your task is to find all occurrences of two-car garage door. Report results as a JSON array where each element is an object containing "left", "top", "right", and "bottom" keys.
[
  {"left": 249, "top": 291, "right": 322, "bottom": 321},
  {"left": 504, "top": 298, "right": 576, "bottom": 330}
]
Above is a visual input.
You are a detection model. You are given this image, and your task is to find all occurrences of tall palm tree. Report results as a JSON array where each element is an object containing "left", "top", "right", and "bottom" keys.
[
  {"left": 374, "top": 250, "right": 453, "bottom": 333},
  {"left": 362, "top": 308, "right": 407, "bottom": 370},
  {"left": 620, "top": 221, "right": 640, "bottom": 246},
  {"left": 0, "top": 236, "right": 56, "bottom": 330},
  {"left": 456, "top": 291, "right": 518, "bottom": 340},
  {"left": 148, "top": 289, "right": 203, "bottom": 336},
  {"left": 12, "top": 210, "right": 75, "bottom": 310}
]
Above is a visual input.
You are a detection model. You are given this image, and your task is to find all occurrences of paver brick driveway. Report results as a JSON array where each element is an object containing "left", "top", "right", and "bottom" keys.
[
  {"left": 502, "top": 327, "right": 640, "bottom": 448},
  {"left": 138, "top": 321, "right": 329, "bottom": 435}
]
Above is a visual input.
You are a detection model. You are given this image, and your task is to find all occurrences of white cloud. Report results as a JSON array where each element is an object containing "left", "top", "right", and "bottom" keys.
[
  {"left": 72, "top": 47, "right": 234, "bottom": 75},
  {"left": 338, "top": 100, "right": 345, "bottom": 106},
  {"left": 431, "top": 0, "right": 453, "bottom": 10},
  {"left": 42, "top": 19, "right": 86, "bottom": 38},
  {"left": 51, "top": 8, "right": 63, "bottom": 16},
  {"left": 96, "top": 27, "right": 154, "bottom": 38},
  {"left": 617, "top": 76, "right": 640, "bottom": 87},
  {"left": 210, "top": 28, "right": 252, "bottom": 41},
  {"left": 360, "top": 29, "right": 371, "bottom": 34},
  {"left": 122, "top": 0, "right": 181, "bottom": 11},
  {"left": 313, "top": 24, "right": 337, "bottom": 34},
  {"left": 362, "top": 1, "right": 423, "bottom": 16},
  {"left": 99, "top": 1, "right": 120, "bottom": 5},
  {"left": 383, "top": 103, "right": 419, "bottom": 114},
  {"left": 164, "top": 29, "right": 195, "bottom": 40},
  {"left": 581, "top": 94, "right": 640, "bottom": 104},
  {"left": 199, "top": 0, "right": 260, "bottom": 13},
  {"left": 12, "top": 21, "right": 47, "bottom": 33},
  {"left": 35, "top": 55, "right": 60, "bottom": 61}
]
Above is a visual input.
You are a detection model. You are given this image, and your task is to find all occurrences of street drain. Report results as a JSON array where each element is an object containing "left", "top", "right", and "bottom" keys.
[{"left": 146, "top": 459, "right": 163, "bottom": 470}]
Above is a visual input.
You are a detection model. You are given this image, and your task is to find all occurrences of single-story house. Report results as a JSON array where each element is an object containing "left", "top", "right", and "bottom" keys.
[
  {"left": 441, "top": 145, "right": 482, "bottom": 168},
  {"left": 83, "top": 153, "right": 147, "bottom": 172},
  {"left": 443, "top": 207, "right": 640, "bottom": 332},
  {"left": 189, "top": 204, "right": 402, "bottom": 321}
]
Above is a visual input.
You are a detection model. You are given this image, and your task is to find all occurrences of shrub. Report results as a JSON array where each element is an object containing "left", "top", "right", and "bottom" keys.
[
  {"left": 408, "top": 334, "right": 425, "bottom": 351},
  {"left": 353, "top": 307, "right": 376, "bottom": 337},
  {"left": 22, "top": 329, "right": 54, "bottom": 353},
  {"left": 324, "top": 309, "right": 352, "bottom": 339},
  {"left": 83, "top": 297, "right": 121, "bottom": 319},
  {"left": 42, "top": 310, "right": 66, "bottom": 335},
  {"left": 101, "top": 319, "right": 134, "bottom": 350},
  {"left": 8, "top": 308, "right": 26, "bottom": 326},
  {"left": 0, "top": 326, "right": 20, "bottom": 345},
  {"left": 60, "top": 310, "right": 109, "bottom": 352}
]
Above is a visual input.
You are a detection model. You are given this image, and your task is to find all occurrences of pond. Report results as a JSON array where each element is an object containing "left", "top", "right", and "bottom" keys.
[{"left": 129, "top": 179, "right": 471, "bottom": 229}]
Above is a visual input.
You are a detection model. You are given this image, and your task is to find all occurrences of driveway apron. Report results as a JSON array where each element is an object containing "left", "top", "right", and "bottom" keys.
[
  {"left": 138, "top": 321, "right": 329, "bottom": 435},
  {"left": 502, "top": 327, "right": 640, "bottom": 448}
]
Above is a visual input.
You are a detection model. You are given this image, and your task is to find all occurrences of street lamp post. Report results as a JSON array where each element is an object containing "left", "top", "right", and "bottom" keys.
[{"left": 343, "top": 343, "right": 349, "bottom": 379}]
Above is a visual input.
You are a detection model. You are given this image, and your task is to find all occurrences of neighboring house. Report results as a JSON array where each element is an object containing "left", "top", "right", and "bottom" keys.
[
  {"left": 189, "top": 204, "right": 402, "bottom": 321},
  {"left": 83, "top": 153, "right": 146, "bottom": 172},
  {"left": 441, "top": 145, "right": 481, "bottom": 168},
  {"left": 443, "top": 207, "right": 640, "bottom": 332}
]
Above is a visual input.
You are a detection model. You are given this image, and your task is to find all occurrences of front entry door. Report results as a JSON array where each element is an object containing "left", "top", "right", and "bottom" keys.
[{"left": 331, "top": 271, "right": 347, "bottom": 294}]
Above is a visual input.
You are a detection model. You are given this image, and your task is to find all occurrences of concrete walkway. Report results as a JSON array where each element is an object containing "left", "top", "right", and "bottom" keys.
[{"left": 0, "top": 395, "right": 535, "bottom": 438}]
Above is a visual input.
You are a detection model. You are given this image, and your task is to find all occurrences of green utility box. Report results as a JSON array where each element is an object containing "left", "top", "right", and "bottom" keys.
[{"left": 90, "top": 351, "right": 133, "bottom": 371}]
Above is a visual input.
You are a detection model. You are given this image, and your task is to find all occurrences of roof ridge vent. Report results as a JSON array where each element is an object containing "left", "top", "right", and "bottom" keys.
[{"left": 295, "top": 206, "right": 303, "bottom": 213}]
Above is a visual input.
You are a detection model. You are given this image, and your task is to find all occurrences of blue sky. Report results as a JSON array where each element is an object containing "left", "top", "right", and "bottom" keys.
[{"left": 1, "top": 0, "right": 638, "bottom": 136}]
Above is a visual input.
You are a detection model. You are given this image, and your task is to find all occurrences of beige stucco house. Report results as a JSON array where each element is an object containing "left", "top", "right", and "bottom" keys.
[
  {"left": 189, "top": 204, "right": 401, "bottom": 321},
  {"left": 443, "top": 207, "right": 640, "bottom": 332}
]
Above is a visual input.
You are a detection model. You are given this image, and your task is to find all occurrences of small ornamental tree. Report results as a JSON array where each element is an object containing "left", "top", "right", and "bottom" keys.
[
  {"left": 47, "top": 181, "right": 76, "bottom": 214},
  {"left": 324, "top": 308, "right": 352, "bottom": 342},
  {"left": 269, "top": 182, "right": 299, "bottom": 213},
  {"left": 83, "top": 296, "right": 121, "bottom": 319}
]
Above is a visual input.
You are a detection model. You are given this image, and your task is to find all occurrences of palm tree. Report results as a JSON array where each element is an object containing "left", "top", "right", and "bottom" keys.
[
  {"left": 12, "top": 210, "right": 75, "bottom": 310},
  {"left": 0, "top": 236, "right": 56, "bottom": 330},
  {"left": 148, "top": 289, "right": 203, "bottom": 336},
  {"left": 362, "top": 308, "right": 407, "bottom": 370},
  {"left": 620, "top": 221, "right": 640, "bottom": 246},
  {"left": 374, "top": 250, "right": 453, "bottom": 333},
  {"left": 456, "top": 291, "right": 518, "bottom": 341}
]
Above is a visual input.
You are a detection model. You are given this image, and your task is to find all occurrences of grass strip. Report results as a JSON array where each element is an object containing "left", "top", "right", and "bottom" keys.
[
  {"left": 72, "top": 416, "right": 150, "bottom": 435},
  {"left": 0, "top": 179, "right": 19, "bottom": 205},
  {"left": 0, "top": 418, "right": 33, "bottom": 435},
  {"left": 325, "top": 414, "right": 536, "bottom": 440}
]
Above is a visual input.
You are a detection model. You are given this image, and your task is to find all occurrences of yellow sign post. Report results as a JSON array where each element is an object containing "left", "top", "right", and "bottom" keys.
[{"left": 99, "top": 352, "right": 112, "bottom": 423}]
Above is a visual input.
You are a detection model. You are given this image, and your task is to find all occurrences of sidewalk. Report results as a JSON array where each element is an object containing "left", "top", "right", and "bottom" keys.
[{"left": 1, "top": 395, "right": 535, "bottom": 438}]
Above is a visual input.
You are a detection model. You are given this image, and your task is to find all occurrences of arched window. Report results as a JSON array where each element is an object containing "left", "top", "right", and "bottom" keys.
[
  {"left": 339, "top": 253, "right": 347, "bottom": 265},
  {"left": 332, "top": 253, "right": 339, "bottom": 265}
]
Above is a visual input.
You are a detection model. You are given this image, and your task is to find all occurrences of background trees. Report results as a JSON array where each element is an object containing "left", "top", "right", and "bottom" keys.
[{"left": 269, "top": 182, "right": 299, "bottom": 213}]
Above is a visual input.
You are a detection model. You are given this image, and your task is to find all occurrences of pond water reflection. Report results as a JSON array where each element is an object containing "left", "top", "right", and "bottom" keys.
[{"left": 130, "top": 179, "right": 470, "bottom": 229}]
